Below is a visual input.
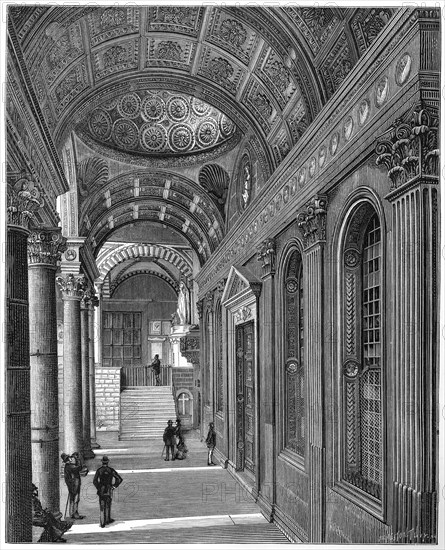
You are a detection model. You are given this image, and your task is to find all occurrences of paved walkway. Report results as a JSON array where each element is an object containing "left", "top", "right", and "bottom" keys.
[{"left": 57, "top": 431, "right": 290, "bottom": 545}]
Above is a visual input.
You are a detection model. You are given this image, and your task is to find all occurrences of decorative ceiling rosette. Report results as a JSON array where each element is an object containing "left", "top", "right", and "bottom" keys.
[
  {"left": 169, "top": 124, "right": 195, "bottom": 152},
  {"left": 167, "top": 96, "right": 189, "bottom": 122},
  {"left": 140, "top": 123, "right": 167, "bottom": 152},
  {"left": 191, "top": 97, "right": 211, "bottom": 117},
  {"left": 79, "top": 89, "right": 238, "bottom": 159},
  {"left": 117, "top": 92, "right": 141, "bottom": 119},
  {"left": 112, "top": 118, "right": 139, "bottom": 149},
  {"left": 141, "top": 95, "right": 166, "bottom": 123},
  {"left": 196, "top": 119, "right": 218, "bottom": 147},
  {"left": 89, "top": 108, "right": 112, "bottom": 140}
]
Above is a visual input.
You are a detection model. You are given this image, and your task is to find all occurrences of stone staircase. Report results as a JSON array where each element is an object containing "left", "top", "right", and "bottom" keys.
[{"left": 119, "top": 386, "right": 177, "bottom": 440}]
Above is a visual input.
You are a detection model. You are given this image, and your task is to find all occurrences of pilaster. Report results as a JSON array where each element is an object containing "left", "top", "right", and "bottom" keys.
[
  {"left": 298, "top": 195, "right": 327, "bottom": 543},
  {"left": 376, "top": 103, "right": 438, "bottom": 543}
]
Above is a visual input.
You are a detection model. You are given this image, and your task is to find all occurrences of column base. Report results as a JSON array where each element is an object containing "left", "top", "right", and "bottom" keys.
[
  {"left": 83, "top": 448, "right": 95, "bottom": 460},
  {"left": 91, "top": 439, "right": 101, "bottom": 449}
]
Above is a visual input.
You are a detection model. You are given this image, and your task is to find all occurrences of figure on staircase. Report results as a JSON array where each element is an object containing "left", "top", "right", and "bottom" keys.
[
  {"left": 149, "top": 354, "right": 161, "bottom": 386},
  {"left": 176, "top": 280, "right": 191, "bottom": 325}
]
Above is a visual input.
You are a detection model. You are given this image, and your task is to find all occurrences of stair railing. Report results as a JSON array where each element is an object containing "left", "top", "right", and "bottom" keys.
[{"left": 121, "top": 364, "right": 172, "bottom": 388}]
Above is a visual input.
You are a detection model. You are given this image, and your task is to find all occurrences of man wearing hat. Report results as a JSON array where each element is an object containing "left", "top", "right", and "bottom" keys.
[
  {"left": 162, "top": 420, "right": 176, "bottom": 461},
  {"left": 93, "top": 456, "right": 123, "bottom": 528},
  {"left": 61, "top": 452, "right": 85, "bottom": 519}
]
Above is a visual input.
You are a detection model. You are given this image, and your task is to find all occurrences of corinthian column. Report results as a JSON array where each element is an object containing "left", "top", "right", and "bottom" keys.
[
  {"left": 56, "top": 274, "right": 86, "bottom": 455},
  {"left": 89, "top": 295, "right": 100, "bottom": 448},
  {"left": 297, "top": 195, "right": 328, "bottom": 543},
  {"left": 28, "top": 228, "right": 67, "bottom": 513},
  {"left": 81, "top": 288, "right": 94, "bottom": 459}
]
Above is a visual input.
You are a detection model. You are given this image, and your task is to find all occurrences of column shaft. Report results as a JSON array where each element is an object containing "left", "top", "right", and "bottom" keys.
[
  {"left": 6, "top": 226, "right": 32, "bottom": 542},
  {"left": 28, "top": 265, "right": 60, "bottom": 512},
  {"left": 81, "top": 300, "right": 94, "bottom": 458},
  {"left": 89, "top": 303, "right": 99, "bottom": 448}
]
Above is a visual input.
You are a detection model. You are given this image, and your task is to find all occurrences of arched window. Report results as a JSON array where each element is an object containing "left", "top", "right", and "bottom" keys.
[
  {"left": 283, "top": 249, "right": 305, "bottom": 457},
  {"left": 342, "top": 207, "right": 384, "bottom": 503}
]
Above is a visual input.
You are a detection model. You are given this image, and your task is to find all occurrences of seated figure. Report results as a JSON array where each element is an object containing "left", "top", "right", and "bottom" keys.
[{"left": 32, "top": 483, "right": 72, "bottom": 543}]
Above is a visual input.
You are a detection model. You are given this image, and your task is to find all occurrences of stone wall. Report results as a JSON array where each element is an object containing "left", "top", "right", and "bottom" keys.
[{"left": 95, "top": 366, "right": 121, "bottom": 431}]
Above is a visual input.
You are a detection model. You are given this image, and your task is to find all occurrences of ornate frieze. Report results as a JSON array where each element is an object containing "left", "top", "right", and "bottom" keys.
[
  {"left": 56, "top": 273, "right": 87, "bottom": 299},
  {"left": 27, "top": 228, "right": 67, "bottom": 267},
  {"left": 375, "top": 105, "right": 439, "bottom": 192},
  {"left": 179, "top": 329, "right": 200, "bottom": 365},
  {"left": 257, "top": 238, "right": 276, "bottom": 277},
  {"left": 297, "top": 196, "right": 328, "bottom": 249},
  {"left": 7, "top": 173, "right": 44, "bottom": 229}
]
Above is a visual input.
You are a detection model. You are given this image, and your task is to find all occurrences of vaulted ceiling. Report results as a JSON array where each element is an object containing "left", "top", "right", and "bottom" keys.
[{"left": 8, "top": 5, "right": 396, "bottom": 266}]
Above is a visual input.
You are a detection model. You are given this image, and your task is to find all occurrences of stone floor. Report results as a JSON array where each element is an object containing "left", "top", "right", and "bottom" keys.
[{"left": 55, "top": 431, "right": 290, "bottom": 545}]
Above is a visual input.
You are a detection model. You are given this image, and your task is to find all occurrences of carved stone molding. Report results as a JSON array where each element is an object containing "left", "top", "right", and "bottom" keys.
[
  {"left": 257, "top": 237, "right": 276, "bottom": 277},
  {"left": 196, "top": 299, "right": 204, "bottom": 321},
  {"left": 80, "top": 286, "right": 95, "bottom": 309},
  {"left": 376, "top": 104, "right": 439, "bottom": 195},
  {"left": 297, "top": 195, "right": 328, "bottom": 249},
  {"left": 180, "top": 329, "right": 200, "bottom": 365},
  {"left": 7, "top": 173, "right": 44, "bottom": 229},
  {"left": 56, "top": 273, "right": 87, "bottom": 299},
  {"left": 234, "top": 306, "right": 252, "bottom": 324},
  {"left": 27, "top": 228, "right": 67, "bottom": 267}
]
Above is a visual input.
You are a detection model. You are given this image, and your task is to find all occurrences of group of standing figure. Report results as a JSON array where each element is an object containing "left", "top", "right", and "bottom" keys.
[
  {"left": 61, "top": 452, "right": 122, "bottom": 529},
  {"left": 162, "top": 417, "right": 188, "bottom": 460}
]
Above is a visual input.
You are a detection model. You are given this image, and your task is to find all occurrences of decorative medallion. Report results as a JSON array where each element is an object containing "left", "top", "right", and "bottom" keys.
[
  {"left": 89, "top": 109, "right": 112, "bottom": 140},
  {"left": 112, "top": 118, "right": 139, "bottom": 149},
  {"left": 343, "top": 359, "right": 359, "bottom": 378},
  {"left": 65, "top": 248, "right": 77, "bottom": 261},
  {"left": 343, "top": 116, "right": 354, "bottom": 141},
  {"left": 141, "top": 95, "right": 166, "bottom": 122},
  {"left": 395, "top": 53, "right": 412, "bottom": 85},
  {"left": 117, "top": 93, "right": 141, "bottom": 119},
  {"left": 358, "top": 99, "right": 370, "bottom": 126},
  {"left": 169, "top": 124, "right": 194, "bottom": 152},
  {"left": 309, "top": 157, "right": 317, "bottom": 178},
  {"left": 167, "top": 96, "right": 189, "bottom": 122},
  {"left": 191, "top": 97, "right": 211, "bottom": 117},
  {"left": 344, "top": 248, "right": 360, "bottom": 268},
  {"left": 196, "top": 119, "right": 218, "bottom": 147},
  {"left": 330, "top": 132, "right": 339, "bottom": 155},
  {"left": 319, "top": 145, "right": 327, "bottom": 168},
  {"left": 286, "top": 277, "right": 298, "bottom": 293},
  {"left": 375, "top": 75, "right": 389, "bottom": 107},
  {"left": 286, "top": 360, "right": 299, "bottom": 375},
  {"left": 298, "top": 167, "right": 306, "bottom": 188},
  {"left": 237, "top": 441, "right": 245, "bottom": 449},
  {"left": 140, "top": 124, "right": 167, "bottom": 152},
  {"left": 219, "top": 18, "right": 247, "bottom": 48}
]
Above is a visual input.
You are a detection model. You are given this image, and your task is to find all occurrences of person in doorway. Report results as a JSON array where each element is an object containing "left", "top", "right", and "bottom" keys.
[
  {"left": 205, "top": 422, "right": 216, "bottom": 466},
  {"left": 93, "top": 456, "right": 123, "bottom": 528},
  {"left": 61, "top": 452, "right": 85, "bottom": 520},
  {"left": 163, "top": 420, "right": 176, "bottom": 461},
  {"left": 150, "top": 354, "right": 161, "bottom": 386}
]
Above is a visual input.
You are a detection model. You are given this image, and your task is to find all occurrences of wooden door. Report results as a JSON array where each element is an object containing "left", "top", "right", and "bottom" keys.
[{"left": 235, "top": 321, "right": 255, "bottom": 474}]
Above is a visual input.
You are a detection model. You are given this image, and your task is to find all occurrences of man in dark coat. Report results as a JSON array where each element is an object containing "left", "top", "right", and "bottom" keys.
[
  {"left": 93, "top": 456, "right": 123, "bottom": 528},
  {"left": 150, "top": 354, "right": 161, "bottom": 386},
  {"left": 61, "top": 452, "right": 85, "bottom": 519},
  {"left": 205, "top": 422, "right": 216, "bottom": 466},
  {"left": 163, "top": 419, "right": 176, "bottom": 461}
]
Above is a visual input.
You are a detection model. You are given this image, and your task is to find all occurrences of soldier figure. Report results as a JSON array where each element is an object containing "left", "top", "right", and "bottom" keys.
[
  {"left": 61, "top": 452, "right": 85, "bottom": 519},
  {"left": 93, "top": 456, "right": 123, "bottom": 528},
  {"left": 205, "top": 422, "right": 216, "bottom": 466},
  {"left": 163, "top": 420, "right": 176, "bottom": 461}
]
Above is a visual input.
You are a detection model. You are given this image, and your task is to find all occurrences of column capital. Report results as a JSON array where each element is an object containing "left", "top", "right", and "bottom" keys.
[
  {"left": 376, "top": 103, "right": 439, "bottom": 199},
  {"left": 297, "top": 195, "right": 328, "bottom": 250},
  {"left": 196, "top": 299, "right": 204, "bottom": 321},
  {"left": 257, "top": 238, "right": 276, "bottom": 277},
  {"left": 27, "top": 228, "right": 67, "bottom": 268},
  {"left": 80, "top": 286, "right": 95, "bottom": 310},
  {"left": 7, "top": 172, "right": 44, "bottom": 230},
  {"left": 56, "top": 274, "right": 87, "bottom": 299}
]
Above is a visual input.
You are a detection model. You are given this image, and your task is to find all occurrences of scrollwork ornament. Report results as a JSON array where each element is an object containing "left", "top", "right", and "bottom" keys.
[
  {"left": 7, "top": 173, "right": 44, "bottom": 229},
  {"left": 27, "top": 229, "right": 67, "bottom": 267}
]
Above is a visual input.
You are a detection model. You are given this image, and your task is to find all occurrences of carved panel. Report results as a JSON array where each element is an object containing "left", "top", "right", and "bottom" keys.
[
  {"left": 198, "top": 47, "right": 245, "bottom": 96},
  {"left": 283, "top": 7, "right": 340, "bottom": 55},
  {"left": 147, "top": 7, "right": 203, "bottom": 37},
  {"left": 51, "top": 62, "right": 88, "bottom": 117},
  {"left": 146, "top": 38, "right": 196, "bottom": 71},
  {"left": 87, "top": 7, "right": 140, "bottom": 47},
  {"left": 93, "top": 39, "right": 139, "bottom": 81},
  {"left": 350, "top": 8, "right": 394, "bottom": 55},
  {"left": 320, "top": 33, "right": 353, "bottom": 98}
]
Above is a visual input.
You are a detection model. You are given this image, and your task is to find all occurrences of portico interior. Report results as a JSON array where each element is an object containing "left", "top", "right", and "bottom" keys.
[{"left": 4, "top": 4, "right": 440, "bottom": 545}]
